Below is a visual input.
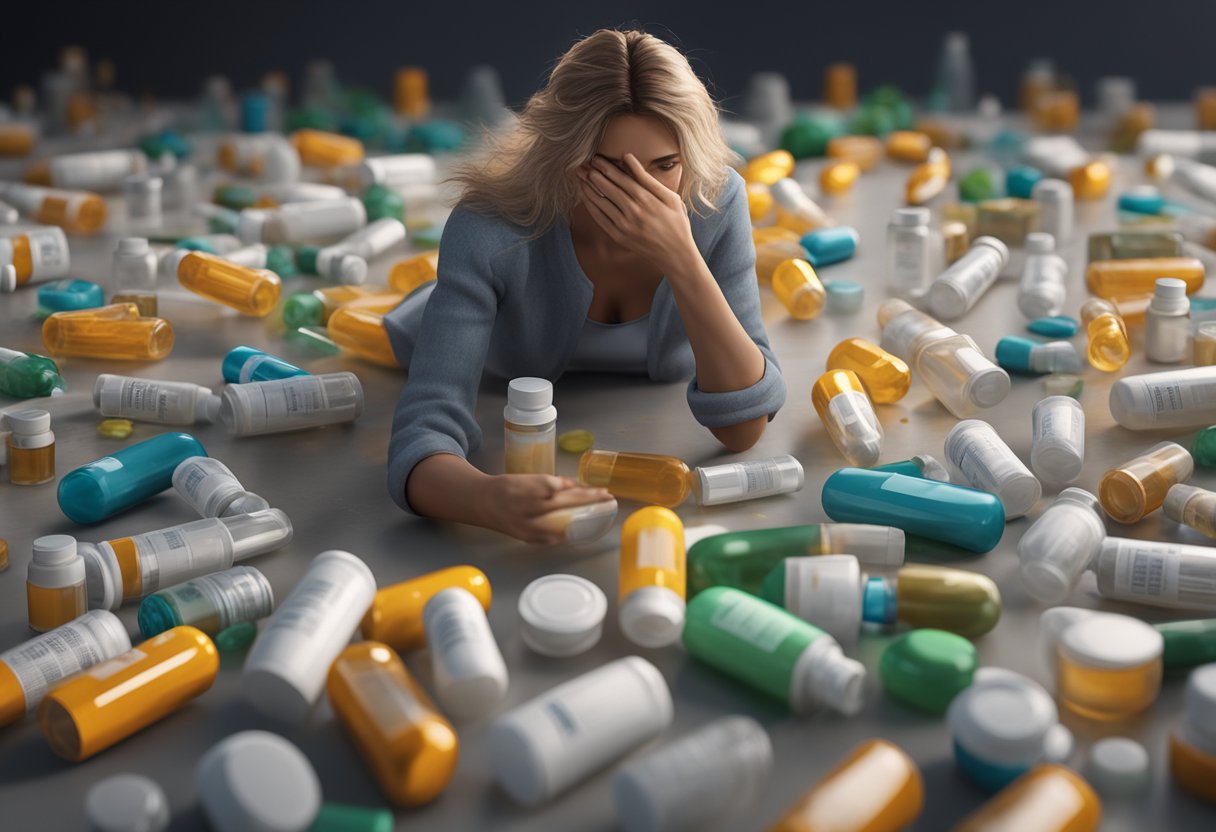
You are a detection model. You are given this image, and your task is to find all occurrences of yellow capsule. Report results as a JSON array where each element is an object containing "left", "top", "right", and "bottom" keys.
[
  {"left": 826, "top": 135, "right": 883, "bottom": 171},
  {"left": 97, "top": 419, "right": 133, "bottom": 439},
  {"left": 42, "top": 303, "right": 174, "bottom": 361},
  {"left": 388, "top": 250, "right": 440, "bottom": 295},
  {"left": 743, "top": 150, "right": 795, "bottom": 186},
  {"left": 888, "top": 564, "right": 1001, "bottom": 638},
  {"left": 1086, "top": 256, "right": 1204, "bottom": 299},
  {"left": 558, "top": 429, "right": 596, "bottom": 453},
  {"left": 177, "top": 251, "right": 281, "bottom": 317},
  {"left": 395, "top": 67, "right": 431, "bottom": 118},
  {"left": 756, "top": 238, "right": 808, "bottom": 284},
  {"left": 953, "top": 765, "right": 1100, "bottom": 832},
  {"left": 1080, "top": 299, "right": 1130, "bottom": 372},
  {"left": 290, "top": 129, "right": 364, "bottom": 168},
  {"left": 578, "top": 449, "right": 692, "bottom": 508},
  {"left": 771, "top": 259, "right": 825, "bottom": 320},
  {"left": 827, "top": 338, "right": 910, "bottom": 404},
  {"left": 1068, "top": 160, "right": 1111, "bottom": 200},
  {"left": 328, "top": 305, "right": 401, "bottom": 367},
  {"left": 812, "top": 369, "right": 883, "bottom": 467},
  {"left": 746, "top": 182, "right": 774, "bottom": 222},
  {"left": 0, "top": 122, "right": 37, "bottom": 156},
  {"left": 618, "top": 507, "right": 686, "bottom": 648},
  {"left": 361, "top": 566, "right": 491, "bottom": 652},
  {"left": 905, "top": 150, "right": 951, "bottom": 205},
  {"left": 1144, "top": 154, "right": 1175, "bottom": 181},
  {"left": 752, "top": 226, "right": 801, "bottom": 247},
  {"left": 943, "top": 221, "right": 970, "bottom": 264},
  {"left": 819, "top": 160, "right": 859, "bottom": 196},
  {"left": 823, "top": 63, "right": 857, "bottom": 109},
  {"left": 774, "top": 205, "right": 818, "bottom": 236},
  {"left": 886, "top": 131, "right": 933, "bottom": 163}
]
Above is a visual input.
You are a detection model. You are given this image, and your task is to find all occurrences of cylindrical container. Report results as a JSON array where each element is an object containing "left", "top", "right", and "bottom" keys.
[
  {"left": 683, "top": 587, "right": 865, "bottom": 715},
  {"left": 1111, "top": 367, "right": 1216, "bottom": 428},
  {"left": 1048, "top": 612, "right": 1163, "bottom": 720},
  {"left": 801, "top": 226, "right": 859, "bottom": 268},
  {"left": 26, "top": 535, "right": 87, "bottom": 632},
  {"left": 822, "top": 468, "right": 1005, "bottom": 553},
  {"left": 1170, "top": 663, "right": 1216, "bottom": 805},
  {"left": 1195, "top": 321, "right": 1216, "bottom": 365},
  {"left": 243, "top": 550, "right": 377, "bottom": 723},
  {"left": 504, "top": 377, "right": 556, "bottom": 475},
  {"left": 1099, "top": 441, "right": 1193, "bottom": 523},
  {"left": 42, "top": 303, "right": 174, "bottom": 361},
  {"left": 353, "top": 154, "right": 437, "bottom": 190},
  {"left": 177, "top": 251, "right": 282, "bottom": 317},
  {"left": 57, "top": 432, "right": 207, "bottom": 524},
  {"left": 946, "top": 420, "right": 1041, "bottom": 519},
  {"left": 327, "top": 642, "right": 459, "bottom": 806},
  {"left": 1018, "top": 233, "right": 1068, "bottom": 319},
  {"left": 388, "top": 251, "right": 439, "bottom": 295},
  {"left": 327, "top": 303, "right": 401, "bottom": 367},
  {"left": 219, "top": 372, "right": 364, "bottom": 437},
  {"left": 0, "top": 183, "right": 107, "bottom": 234},
  {"left": 1159, "top": 620, "right": 1216, "bottom": 669},
  {"left": 916, "top": 333, "right": 1011, "bottom": 418},
  {"left": 0, "top": 227, "right": 70, "bottom": 290},
  {"left": 953, "top": 765, "right": 1100, "bottom": 831},
  {"left": 0, "top": 346, "right": 65, "bottom": 398},
  {"left": 238, "top": 197, "right": 367, "bottom": 245},
  {"left": 291, "top": 129, "right": 364, "bottom": 167},
  {"left": 362, "top": 566, "right": 490, "bottom": 652},
  {"left": 0, "top": 610, "right": 130, "bottom": 727},
  {"left": 422, "top": 587, "right": 509, "bottom": 720},
  {"left": 137, "top": 566, "right": 275, "bottom": 638},
  {"left": 1145, "top": 277, "right": 1192, "bottom": 363},
  {"left": 877, "top": 298, "right": 954, "bottom": 362},
  {"left": 826, "top": 338, "right": 911, "bottom": 404},
  {"left": 578, "top": 450, "right": 692, "bottom": 508},
  {"left": 928, "top": 236, "right": 1010, "bottom": 320},
  {"left": 38, "top": 626, "right": 218, "bottom": 761},
  {"left": 692, "top": 455, "right": 804, "bottom": 506},
  {"left": 1087, "top": 229, "right": 1184, "bottom": 261},
  {"left": 860, "top": 564, "right": 1002, "bottom": 638},
  {"left": 32, "top": 149, "right": 146, "bottom": 191},
  {"left": 320, "top": 217, "right": 405, "bottom": 265},
  {"left": 812, "top": 370, "right": 883, "bottom": 467},
  {"left": 6, "top": 408, "right": 55, "bottom": 485},
  {"left": 618, "top": 507, "right": 686, "bottom": 648},
  {"left": 172, "top": 456, "right": 269, "bottom": 517},
  {"left": 112, "top": 237, "right": 159, "bottom": 317},
  {"left": 312, "top": 248, "right": 368, "bottom": 285},
  {"left": 486, "top": 656, "right": 673, "bottom": 806},
  {"left": 613, "top": 716, "right": 773, "bottom": 832},
  {"left": 93, "top": 374, "right": 220, "bottom": 425},
  {"left": 997, "top": 338, "right": 1082, "bottom": 374},
  {"left": 1167, "top": 483, "right": 1216, "bottom": 538},
  {"left": 1086, "top": 256, "right": 1205, "bottom": 298},
  {"left": 1018, "top": 488, "right": 1105, "bottom": 604},
  {"left": 1093, "top": 536, "right": 1216, "bottom": 611},
  {"left": 886, "top": 207, "right": 933, "bottom": 301},
  {"left": 197, "top": 730, "right": 321, "bottom": 832},
  {"left": 123, "top": 173, "right": 162, "bottom": 225},
  {"left": 221, "top": 345, "right": 309, "bottom": 384},
  {"left": 771, "top": 258, "right": 825, "bottom": 320},
  {"left": 769, "top": 178, "right": 831, "bottom": 232},
  {"left": 1030, "top": 396, "right": 1085, "bottom": 485},
  {"left": 759, "top": 554, "right": 863, "bottom": 643},
  {"left": 535, "top": 499, "right": 619, "bottom": 544},
  {"left": 1031, "top": 178, "right": 1073, "bottom": 244},
  {"left": 1080, "top": 298, "right": 1130, "bottom": 372},
  {"left": 769, "top": 740, "right": 923, "bottom": 832},
  {"left": 85, "top": 773, "right": 170, "bottom": 832}
]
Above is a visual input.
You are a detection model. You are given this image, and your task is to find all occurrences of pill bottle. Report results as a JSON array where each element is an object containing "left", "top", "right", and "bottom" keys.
[
  {"left": 618, "top": 507, "right": 686, "bottom": 648},
  {"left": 1169, "top": 662, "right": 1216, "bottom": 804},
  {"left": 26, "top": 535, "right": 86, "bottom": 632},
  {"left": 503, "top": 377, "right": 556, "bottom": 475}
]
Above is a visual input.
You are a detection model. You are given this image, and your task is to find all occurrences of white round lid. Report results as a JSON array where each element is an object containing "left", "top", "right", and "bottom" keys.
[
  {"left": 8, "top": 409, "right": 50, "bottom": 435},
  {"left": 33, "top": 534, "right": 77, "bottom": 565},
  {"left": 947, "top": 670, "right": 1058, "bottom": 765},
  {"left": 1025, "top": 232, "right": 1055, "bottom": 254},
  {"left": 964, "top": 364, "right": 1011, "bottom": 410},
  {"left": 1185, "top": 663, "right": 1216, "bottom": 728},
  {"left": 1086, "top": 737, "right": 1149, "bottom": 798},
  {"left": 117, "top": 237, "right": 150, "bottom": 256},
  {"left": 518, "top": 574, "right": 606, "bottom": 658},
  {"left": 86, "top": 773, "right": 170, "bottom": 832},
  {"left": 619, "top": 585, "right": 685, "bottom": 649},
  {"left": 1058, "top": 614, "right": 1163, "bottom": 670},
  {"left": 507, "top": 377, "right": 552, "bottom": 410},
  {"left": 196, "top": 730, "right": 321, "bottom": 832},
  {"left": 1155, "top": 276, "right": 1187, "bottom": 299},
  {"left": 892, "top": 207, "right": 930, "bottom": 227}
]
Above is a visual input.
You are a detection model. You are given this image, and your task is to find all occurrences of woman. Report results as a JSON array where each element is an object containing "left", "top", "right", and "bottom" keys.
[{"left": 385, "top": 27, "right": 787, "bottom": 544}]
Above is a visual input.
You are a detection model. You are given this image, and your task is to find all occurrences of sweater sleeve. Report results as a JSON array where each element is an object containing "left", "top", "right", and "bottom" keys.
[
  {"left": 685, "top": 169, "right": 787, "bottom": 428},
  {"left": 384, "top": 205, "right": 503, "bottom": 516}
]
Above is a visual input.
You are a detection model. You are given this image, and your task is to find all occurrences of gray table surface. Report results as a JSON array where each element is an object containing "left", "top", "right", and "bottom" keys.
[{"left": 2, "top": 104, "right": 1215, "bottom": 831}]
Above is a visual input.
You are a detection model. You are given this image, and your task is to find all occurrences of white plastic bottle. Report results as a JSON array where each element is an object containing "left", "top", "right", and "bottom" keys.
[
  {"left": 1018, "top": 488, "right": 1106, "bottom": 604},
  {"left": 1110, "top": 366, "right": 1216, "bottom": 429},
  {"left": 885, "top": 207, "right": 933, "bottom": 301},
  {"left": 1092, "top": 537, "right": 1216, "bottom": 611},
  {"left": 1030, "top": 395, "right": 1085, "bottom": 485},
  {"left": 93, "top": 374, "right": 221, "bottom": 425},
  {"left": 111, "top": 237, "right": 158, "bottom": 302},
  {"left": 692, "top": 455, "right": 804, "bottom": 506},
  {"left": 487, "top": 656, "right": 674, "bottom": 807},
  {"left": 613, "top": 716, "right": 773, "bottom": 832},
  {"left": 945, "top": 419, "right": 1042, "bottom": 518},
  {"left": 1145, "top": 277, "right": 1191, "bottom": 364},
  {"left": 0, "top": 226, "right": 71, "bottom": 291},
  {"left": 172, "top": 456, "right": 269, "bottom": 517},
  {"left": 41, "top": 149, "right": 147, "bottom": 191},
  {"left": 237, "top": 197, "right": 367, "bottom": 245},
  {"left": 316, "top": 217, "right": 406, "bottom": 283},
  {"left": 123, "top": 173, "right": 162, "bottom": 227},
  {"left": 219, "top": 372, "right": 364, "bottom": 437},
  {"left": 1032, "top": 179, "right": 1074, "bottom": 244},
  {"left": 422, "top": 587, "right": 509, "bottom": 720},
  {"left": 352, "top": 154, "right": 436, "bottom": 190},
  {"left": 928, "top": 236, "right": 1010, "bottom": 321},
  {"left": 1018, "top": 232, "right": 1068, "bottom": 319},
  {"left": 503, "top": 377, "right": 556, "bottom": 475},
  {"left": 137, "top": 566, "right": 275, "bottom": 638}
]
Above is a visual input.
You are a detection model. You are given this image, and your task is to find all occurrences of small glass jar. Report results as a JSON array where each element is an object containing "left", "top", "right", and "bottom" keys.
[
  {"left": 1053, "top": 613, "right": 1163, "bottom": 721},
  {"left": 5, "top": 409, "right": 55, "bottom": 485}
]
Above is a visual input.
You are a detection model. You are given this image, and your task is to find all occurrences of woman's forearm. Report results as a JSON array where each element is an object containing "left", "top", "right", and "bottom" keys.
[{"left": 405, "top": 452, "right": 492, "bottom": 524}]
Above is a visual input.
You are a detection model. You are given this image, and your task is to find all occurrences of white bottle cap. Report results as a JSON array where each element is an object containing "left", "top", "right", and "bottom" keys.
[
  {"left": 1025, "top": 232, "right": 1055, "bottom": 254},
  {"left": 1155, "top": 276, "right": 1187, "bottom": 299},
  {"left": 222, "top": 508, "right": 293, "bottom": 561},
  {"left": 781, "top": 555, "right": 863, "bottom": 644},
  {"left": 197, "top": 731, "right": 321, "bottom": 832},
  {"left": 892, "top": 207, "right": 930, "bottom": 227},
  {"left": 619, "top": 586, "right": 686, "bottom": 649},
  {"left": 962, "top": 362, "right": 1012, "bottom": 410},
  {"left": 1164, "top": 483, "right": 1203, "bottom": 524},
  {"left": 0, "top": 264, "right": 16, "bottom": 293},
  {"left": 789, "top": 635, "right": 865, "bottom": 716},
  {"left": 504, "top": 377, "right": 556, "bottom": 426},
  {"left": 517, "top": 574, "right": 606, "bottom": 657},
  {"left": 196, "top": 393, "right": 222, "bottom": 423},
  {"left": 947, "top": 669, "right": 1058, "bottom": 765},
  {"left": 86, "top": 773, "right": 170, "bottom": 832},
  {"left": 1085, "top": 737, "right": 1150, "bottom": 798},
  {"left": 1032, "top": 178, "right": 1073, "bottom": 203},
  {"left": 694, "top": 456, "right": 804, "bottom": 506},
  {"left": 79, "top": 543, "right": 123, "bottom": 611},
  {"left": 333, "top": 253, "right": 368, "bottom": 285},
  {"left": 30, "top": 534, "right": 79, "bottom": 575},
  {"left": 1058, "top": 613, "right": 1163, "bottom": 670},
  {"left": 7, "top": 408, "right": 51, "bottom": 435},
  {"left": 116, "top": 237, "right": 150, "bottom": 257}
]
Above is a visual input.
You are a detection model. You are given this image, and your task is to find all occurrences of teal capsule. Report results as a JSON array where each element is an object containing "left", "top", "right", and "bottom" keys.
[
  {"left": 1005, "top": 167, "right": 1043, "bottom": 199},
  {"left": 37, "top": 279, "right": 103, "bottom": 313},
  {"left": 821, "top": 468, "right": 1005, "bottom": 554},
  {"left": 215, "top": 621, "right": 259, "bottom": 653},
  {"left": 0, "top": 348, "right": 65, "bottom": 398},
  {"left": 221, "top": 346, "right": 309, "bottom": 384},
  {"left": 309, "top": 803, "right": 394, "bottom": 832},
  {"left": 1027, "top": 316, "right": 1079, "bottom": 338},
  {"left": 295, "top": 245, "right": 321, "bottom": 275},
  {"left": 176, "top": 236, "right": 221, "bottom": 253},
  {"left": 206, "top": 207, "right": 241, "bottom": 234},
  {"left": 824, "top": 280, "right": 864, "bottom": 314},
  {"left": 140, "top": 129, "right": 192, "bottom": 160},
  {"left": 241, "top": 93, "right": 270, "bottom": 133},
  {"left": 1117, "top": 189, "right": 1171, "bottom": 216},
  {"left": 212, "top": 185, "right": 258, "bottom": 211},
  {"left": 58, "top": 433, "right": 207, "bottom": 524},
  {"left": 1195, "top": 427, "right": 1216, "bottom": 468},
  {"left": 801, "top": 226, "right": 859, "bottom": 268},
  {"left": 1158, "top": 619, "right": 1216, "bottom": 669},
  {"left": 363, "top": 184, "right": 404, "bottom": 223},
  {"left": 985, "top": 130, "right": 1026, "bottom": 166},
  {"left": 266, "top": 246, "right": 297, "bottom": 277},
  {"left": 406, "top": 121, "right": 464, "bottom": 152}
]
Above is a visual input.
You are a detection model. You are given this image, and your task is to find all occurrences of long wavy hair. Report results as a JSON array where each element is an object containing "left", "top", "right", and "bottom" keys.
[{"left": 447, "top": 27, "right": 739, "bottom": 238}]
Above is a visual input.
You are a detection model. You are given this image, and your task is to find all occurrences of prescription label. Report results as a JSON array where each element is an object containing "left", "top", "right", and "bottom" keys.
[
  {"left": 1143, "top": 380, "right": 1216, "bottom": 414},
  {"left": 1112, "top": 543, "right": 1181, "bottom": 602},
  {"left": 1033, "top": 402, "right": 1084, "bottom": 445},
  {"left": 635, "top": 527, "right": 677, "bottom": 571},
  {"left": 827, "top": 391, "right": 876, "bottom": 432},
  {"left": 427, "top": 605, "right": 479, "bottom": 656},
  {"left": 1, "top": 619, "right": 121, "bottom": 709},
  {"left": 709, "top": 595, "right": 792, "bottom": 653}
]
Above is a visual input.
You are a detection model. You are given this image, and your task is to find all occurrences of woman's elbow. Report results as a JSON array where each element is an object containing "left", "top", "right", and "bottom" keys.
[{"left": 708, "top": 415, "right": 768, "bottom": 453}]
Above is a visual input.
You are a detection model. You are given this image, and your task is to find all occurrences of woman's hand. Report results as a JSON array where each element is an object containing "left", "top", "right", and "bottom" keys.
[
  {"left": 473, "top": 473, "right": 613, "bottom": 545},
  {"left": 577, "top": 153, "right": 698, "bottom": 276}
]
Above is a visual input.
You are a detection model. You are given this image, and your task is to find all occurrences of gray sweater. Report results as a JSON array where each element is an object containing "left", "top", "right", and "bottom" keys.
[{"left": 384, "top": 165, "right": 787, "bottom": 515}]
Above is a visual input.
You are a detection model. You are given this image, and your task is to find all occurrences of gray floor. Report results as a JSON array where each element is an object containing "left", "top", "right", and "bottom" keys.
[{"left": 1, "top": 106, "right": 1214, "bottom": 830}]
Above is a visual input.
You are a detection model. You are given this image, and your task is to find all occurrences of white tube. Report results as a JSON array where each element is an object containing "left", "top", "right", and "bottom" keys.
[
  {"left": 422, "top": 587, "right": 509, "bottom": 720},
  {"left": 1110, "top": 366, "right": 1216, "bottom": 429},
  {"left": 945, "top": 419, "right": 1041, "bottom": 518},
  {"left": 93, "top": 374, "right": 221, "bottom": 425},
  {"left": 1030, "top": 395, "right": 1085, "bottom": 485},
  {"left": 172, "top": 456, "right": 269, "bottom": 517},
  {"left": 219, "top": 372, "right": 364, "bottom": 437},
  {"left": 1094, "top": 537, "right": 1216, "bottom": 611},
  {"left": 928, "top": 236, "right": 1010, "bottom": 321}
]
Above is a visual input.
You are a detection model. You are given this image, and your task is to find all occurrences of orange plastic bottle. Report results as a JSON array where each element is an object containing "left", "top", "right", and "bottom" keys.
[
  {"left": 42, "top": 303, "right": 175, "bottom": 361},
  {"left": 389, "top": 251, "right": 440, "bottom": 295},
  {"left": 952, "top": 765, "right": 1101, "bottom": 831},
  {"left": 290, "top": 129, "right": 364, "bottom": 168},
  {"left": 177, "top": 251, "right": 282, "bottom": 317},
  {"left": 361, "top": 566, "right": 491, "bottom": 652}
]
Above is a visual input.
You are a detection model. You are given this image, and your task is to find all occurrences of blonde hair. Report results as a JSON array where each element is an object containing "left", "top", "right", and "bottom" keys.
[{"left": 447, "top": 27, "right": 738, "bottom": 237}]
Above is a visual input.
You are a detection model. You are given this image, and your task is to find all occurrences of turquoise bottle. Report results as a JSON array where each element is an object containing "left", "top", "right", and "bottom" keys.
[
  {"left": 0, "top": 347, "right": 65, "bottom": 398},
  {"left": 58, "top": 433, "right": 207, "bottom": 524},
  {"left": 221, "top": 346, "right": 309, "bottom": 384},
  {"left": 821, "top": 468, "right": 1005, "bottom": 553}
]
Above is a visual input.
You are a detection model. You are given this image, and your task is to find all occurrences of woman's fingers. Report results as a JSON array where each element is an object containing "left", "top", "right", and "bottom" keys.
[
  {"left": 580, "top": 181, "right": 628, "bottom": 244},
  {"left": 538, "top": 485, "right": 614, "bottom": 513},
  {"left": 623, "top": 153, "right": 672, "bottom": 201},
  {"left": 592, "top": 155, "right": 653, "bottom": 206}
]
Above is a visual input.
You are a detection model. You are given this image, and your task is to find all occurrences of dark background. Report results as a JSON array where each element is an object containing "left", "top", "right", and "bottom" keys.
[{"left": 3, "top": 0, "right": 1214, "bottom": 111}]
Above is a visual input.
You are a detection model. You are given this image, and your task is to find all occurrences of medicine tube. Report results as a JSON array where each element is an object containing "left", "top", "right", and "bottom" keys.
[
  {"left": 1030, "top": 396, "right": 1084, "bottom": 485},
  {"left": 5, "top": 408, "right": 55, "bottom": 485},
  {"left": 504, "top": 377, "right": 556, "bottom": 475},
  {"left": 682, "top": 587, "right": 865, "bottom": 716},
  {"left": 768, "top": 178, "right": 832, "bottom": 233},
  {"left": 421, "top": 587, "right": 508, "bottom": 720},
  {"left": 0, "top": 182, "right": 107, "bottom": 233},
  {"left": 0, "top": 226, "right": 70, "bottom": 289},
  {"left": 686, "top": 523, "right": 906, "bottom": 596},
  {"left": 872, "top": 454, "right": 951, "bottom": 481},
  {"left": 237, "top": 197, "right": 367, "bottom": 245},
  {"left": 0, "top": 610, "right": 130, "bottom": 728},
  {"left": 1031, "top": 178, "right": 1073, "bottom": 243},
  {"left": 58, "top": 432, "right": 207, "bottom": 525},
  {"left": 93, "top": 374, "right": 220, "bottom": 425},
  {"left": 177, "top": 251, "right": 281, "bottom": 317},
  {"left": 994, "top": 337, "right": 1081, "bottom": 375},
  {"left": 1018, "top": 233, "right": 1067, "bottom": 319},
  {"left": 27, "top": 149, "right": 146, "bottom": 192},
  {"left": 769, "top": 740, "right": 923, "bottom": 832},
  {"left": 945, "top": 420, "right": 1041, "bottom": 519},
  {"left": 486, "top": 656, "right": 674, "bottom": 807},
  {"left": 885, "top": 207, "right": 933, "bottom": 300},
  {"left": 42, "top": 303, "right": 175, "bottom": 361},
  {"left": 1017, "top": 488, "right": 1105, "bottom": 604},
  {"left": 138, "top": 566, "right": 274, "bottom": 639},
  {"left": 1170, "top": 663, "right": 1216, "bottom": 804},
  {"left": 928, "top": 236, "right": 1009, "bottom": 321},
  {"left": 318, "top": 218, "right": 405, "bottom": 275},
  {"left": 172, "top": 456, "right": 269, "bottom": 518},
  {"left": 1099, "top": 441, "right": 1193, "bottom": 523},
  {"left": 1079, "top": 298, "right": 1130, "bottom": 372},
  {"left": 812, "top": 370, "right": 883, "bottom": 467},
  {"left": 0, "top": 347, "right": 65, "bottom": 398},
  {"left": 1111, "top": 366, "right": 1216, "bottom": 429},
  {"left": 243, "top": 550, "right": 376, "bottom": 723},
  {"left": 327, "top": 642, "right": 458, "bottom": 806},
  {"left": 771, "top": 258, "right": 825, "bottom": 320},
  {"left": 1044, "top": 610, "right": 1163, "bottom": 720},
  {"left": 1086, "top": 256, "right": 1204, "bottom": 299},
  {"left": 692, "top": 455, "right": 804, "bottom": 506},
  {"left": 578, "top": 449, "right": 692, "bottom": 508},
  {"left": 221, "top": 345, "right": 308, "bottom": 384},
  {"left": 111, "top": 237, "right": 158, "bottom": 316},
  {"left": 219, "top": 372, "right": 364, "bottom": 437},
  {"left": 822, "top": 468, "right": 1006, "bottom": 554},
  {"left": 1145, "top": 277, "right": 1192, "bottom": 363},
  {"left": 827, "top": 338, "right": 911, "bottom": 404},
  {"left": 26, "top": 535, "right": 87, "bottom": 632},
  {"left": 38, "top": 626, "right": 218, "bottom": 762},
  {"left": 613, "top": 716, "right": 773, "bottom": 832},
  {"left": 618, "top": 507, "right": 686, "bottom": 648},
  {"left": 1093, "top": 537, "right": 1216, "bottom": 611},
  {"left": 362, "top": 566, "right": 491, "bottom": 652},
  {"left": 1166, "top": 483, "right": 1216, "bottom": 538},
  {"left": 953, "top": 765, "right": 1101, "bottom": 832}
]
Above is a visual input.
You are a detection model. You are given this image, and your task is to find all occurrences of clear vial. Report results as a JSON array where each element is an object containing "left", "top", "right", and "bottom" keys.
[
  {"left": 1018, "top": 232, "right": 1068, "bottom": 319},
  {"left": 1032, "top": 178, "right": 1074, "bottom": 244},
  {"left": 93, "top": 374, "right": 220, "bottom": 425},
  {"left": 503, "top": 377, "right": 556, "bottom": 475},
  {"left": 1194, "top": 321, "right": 1216, "bottom": 365},
  {"left": 1099, "top": 441, "right": 1193, "bottom": 523},
  {"left": 812, "top": 369, "right": 883, "bottom": 467},
  {"left": 219, "top": 372, "right": 364, "bottom": 437},
  {"left": 885, "top": 207, "right": 932, "bottom": 300},
  {"left": 111, "top": 237, "right": 158, "bottom": 316},
  {"left": 1030, "top": 395, "right": 1085, "bottom": 485},
  {"left": 578, "top": 450, "right": 692, "bottom": 508},
  {"left": 928, "top": 236, "right": 1010, "bottom": 321},
  {"left": 1166, "top": 483, "right": 1216, "bottom": 538},
  {"left": 422, "top": 587, "right": 509, "bottom": 720},
  {"left": 1018, "top": 488, "right": 1105, "bottom": 604},
  {"left": 1145, "top": 277, "right": 1191, "bottom": 363},
  {"left": 918, "top": 334, "right": 1011, "bottom": 418},
  {"left": 1094, "top": 536, "right": 1216, "bottom": 611},
  {"left": 171, "top": 456, "right": 269, "bottom": 517},
  {"left": 945, "top": 419, "right": 1041, "bottom": 519}
]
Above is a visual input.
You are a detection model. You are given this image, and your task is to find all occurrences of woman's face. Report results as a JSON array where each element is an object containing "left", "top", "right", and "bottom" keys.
[{"left": 586, "top": 113, "right": 682, "bottom": 194}]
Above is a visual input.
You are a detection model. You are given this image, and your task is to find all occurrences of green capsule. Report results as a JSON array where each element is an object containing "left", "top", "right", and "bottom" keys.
[
  {"left": 779, "top": 114, "right": 845, "bottom": 158},
  {"left": 284, "top": 293, "right": 325, "bottom": 330},
  {"left": 959, "top": 168, "right": 1000, "bottom": 203},
  {"left": 0, "top": 348, "right": 66, "bottom": 398},
  {"left": 296, "top": 245, "right": 322, "bottom": 275},
  {"left": 215, "top": 621, "right": 258, "bottom": 653},
  {"left": 880, "top": 629, "right": 977, "bottom": 714},
  {"left": 363, "top": 184, "right": 404, "bottom": 223},
  {"left": 309, "top": 803, "right": 393, "bottom": 832},
  {"left": 1158, "top": 619, "right": 1216, "bottom": 669},
  {"left": 1194, "top": 427, "right": 1216, "bottom": 468},
  {"left": 266, "top": 246, "right": 298, "bottom": 277},
  {"left": 212, "top": 184, "right": 258, "bottom": 211}
]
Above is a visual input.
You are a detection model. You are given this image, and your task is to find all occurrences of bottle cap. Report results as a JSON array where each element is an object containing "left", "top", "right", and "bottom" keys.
[
  {"left": 947, "top": 668, "right": 1058, "bottom": 766},
  {"left": 504, "top": 377, "right": 556, "bottom": 426},
  {"left": 80, "top": 543, "right": 123, "bottom": 611},
  {"left": 995, "top": 336, "right": 1037, "bottom": 374},
  {"left": 1154, "top": 276, "right": 1187, "bottom": 299},
  {"left": 1085, "top": 737, "right": 1149, "bottom": 798},
  {"left": 1031, "top": 178, "right": 1072, "bottom": 203},
  {"left": 1164, "top": 483, "right": 1203, "bottom": 523},
  {"left": 86, "top": 773, "right": 170, "bottom": 832},
  {"left": 197, "top": 731, "right": 321, "bottom": 832},
  {"left": 1185, "top": 663, "right": 1216, "bottom": 734},
  {"left": 32, "top": 534, "right": 77, "bottom": 566},
  {"left": 1058, "top": 613, "right": 1163, "bottom": 670},
  {"left": 7, "top": 408, "right": 51, "bottom": 435},
  {"left": 962, "top": 363, "right": 1011, "bottom": 410},
  {"left": 892, "top": 207, "right": 930, "bottom": 227},
  {"left": 762, "top": 555, "right": 863, "bottom": 644},
  {"left": 116, "top": 237, "right": 150, "bottom": 256},
  {"left": 0, "top": 264, "right": 16, "bottom": 293},
  {"left": 790, "top": 636, "right": 865, "bottom": 716},
  {"left": 694, "top": 455, "right": 804, "bottom": 506},
  {"left": 222, "top": 508, "right": 293, "bottom": 561},
  {"left": 619, "top": 585, "right": 686, "bottom": 648},
  {"left": 196, "top": 393, "right": 222, "bottom": 423},
  {"left": 221, "top": 346, "right": 262, "bottom": 383},
  {"left": 517, "top": 574, "right": 606, "bottom": 657},
  {"left": 137, "top": 594, "right": 182, "bottom": 638},
  {"left": 1025, "top": 232, "right": 1055, "bottom": 254}
]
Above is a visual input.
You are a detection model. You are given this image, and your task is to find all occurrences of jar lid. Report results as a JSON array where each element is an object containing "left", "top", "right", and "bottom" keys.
[
  {"left": 1058, "top": 613, "right": 1163, "bottom": 670},
  {"left": 517, "top": 574, "right": 606, "bottom": 658},
  {"left": 197, "top": 731, "right": 321, "bottom": 832},
  {"left": 86, "top": 773, "right": 170, "bottom": 832},
  {"left": 7, "top": 409, "right": 51, "bottom": 435},
  {"left": 947, "top": 668, "right": 1058, "bottom": 765},
  {"left": 1085, "top": 737, "right": 1149, "bottom": 798}
]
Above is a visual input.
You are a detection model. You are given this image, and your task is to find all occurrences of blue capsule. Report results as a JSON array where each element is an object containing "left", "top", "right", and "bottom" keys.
[
  {"left": 221, "top": 346, "right": 310, "bottom": 384},
  {"left": 37, "top": 279, "right": 104, "bottom": 313},
  {"left": 58, "top": 433, "right": 207, "bottom": 524},
  {"left": 800, "top": 226, "right": 859, "bottom": 268},
  {"left": 1027, "top": 316, "right": 1079, "bottom": 338}
]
